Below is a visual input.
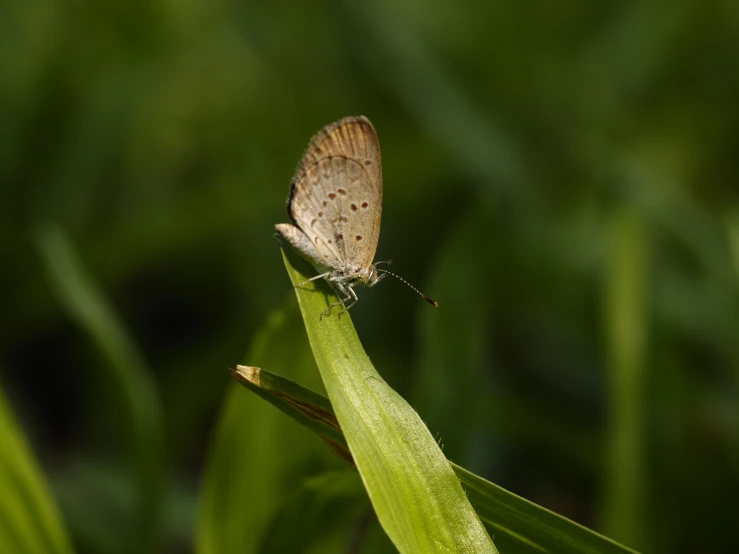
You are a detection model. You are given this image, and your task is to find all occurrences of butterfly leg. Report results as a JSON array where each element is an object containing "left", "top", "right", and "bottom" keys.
[
  {"left": 295, "top": 272, "right": 331, "bottom": 288},
  {"left": 336, "top": 285, "right": 359, "bottom": 318},
  {"left": 320, "top": 282, "right": 353, "bottom": 319}
]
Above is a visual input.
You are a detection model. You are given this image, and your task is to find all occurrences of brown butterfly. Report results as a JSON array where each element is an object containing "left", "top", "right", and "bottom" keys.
[{"left": 276, "top": 116, "right": 437, "bottom": 318}]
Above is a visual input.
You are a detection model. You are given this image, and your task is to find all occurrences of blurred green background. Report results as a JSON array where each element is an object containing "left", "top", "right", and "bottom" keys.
[{"left": 2, "top": 0, "right": 739, "bottom": 552}]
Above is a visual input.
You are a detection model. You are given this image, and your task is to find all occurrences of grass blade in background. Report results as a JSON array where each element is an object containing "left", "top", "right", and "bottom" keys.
[
  {"left": 280, "top": 246, "right": 497, "bottom": 553},
  {"left": 0, "top": 385, "right": 75, "bottom": 554},
  {"left": 728, "top": 213, "right": 739, "bottom": 288},
  {"left": 345, "top": 1, "right": 525, "bottom": 194},
  {"left": 256, "top": 469, "right": 370, "bottom": 554},
  {"left": 35, "top": 225, "right": 165, "bottom": 553},
  {"left": 601, "top": 209, "right": 650, "bottom": 551},
  {"left": 414, "top": 206, "right": 495, "bottom": 468},
  {"left": 196, "top": 298, "right": 331, "bottom": 554},
  {"left": 723, "top": 213, "right": 739, "bottom": 465},
  {"left": 232, "top": 364, "right": 638, "bottom": 554}
]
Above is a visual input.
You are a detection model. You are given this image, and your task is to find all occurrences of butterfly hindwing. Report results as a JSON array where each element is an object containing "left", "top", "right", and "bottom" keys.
[{"left": 287, "top": 116, "right": 382, "bottom": 272}]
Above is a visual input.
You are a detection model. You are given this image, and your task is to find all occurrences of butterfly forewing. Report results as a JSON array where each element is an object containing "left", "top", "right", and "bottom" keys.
[{"left": 288, "top": 116, "right": 382, "bottom": 271}]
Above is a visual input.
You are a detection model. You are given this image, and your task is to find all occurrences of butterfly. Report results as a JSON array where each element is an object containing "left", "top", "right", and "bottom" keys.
[{"left": 275, "top": 116, "right": 437, "bottom": 318}]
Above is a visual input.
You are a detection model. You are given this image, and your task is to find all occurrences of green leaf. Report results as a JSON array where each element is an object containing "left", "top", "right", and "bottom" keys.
[
  {"left": 231, "top": 364, "right": 638, "bottom": 554},
  {"left": 196, "top": 298, "right": 331, "bottom": 554},
  {"left": 257, "top": 469, "right": 369, "bottom": 554},
  {"left": 0, "top": 385, "right": 75, "bottom": 554},
  {"left": 35, "top": 225, "right": 165, "bottom": 553},
  {"left": 601, "top": 209, "right": 650, "bottom": 551},
  {"left": 277, "top": 246, "right": 496, "bottom": 553},
  {"left": 414, "top": 205, "right": 495, "bottom": 466},
  {"left": 229, "top": 364, "right": 349, "bottom": 463},
  {"left": 728, "top": 212, "right": 739, "bottom": 285}
]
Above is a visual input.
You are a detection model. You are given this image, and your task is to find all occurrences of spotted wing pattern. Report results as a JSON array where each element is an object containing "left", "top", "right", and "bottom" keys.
[{"left": 286, "top": 116, "right": 382, "bottom": 272}]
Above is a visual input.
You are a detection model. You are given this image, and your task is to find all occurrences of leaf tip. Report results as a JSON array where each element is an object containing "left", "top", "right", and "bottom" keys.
[{"left": 231, "top": 365, "right": 262, "bottom": 387}]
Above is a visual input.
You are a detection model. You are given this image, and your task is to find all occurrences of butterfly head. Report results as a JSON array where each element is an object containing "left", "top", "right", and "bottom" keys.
[{"left": 366, "top": 264, "right": 385, "bottom": 287}]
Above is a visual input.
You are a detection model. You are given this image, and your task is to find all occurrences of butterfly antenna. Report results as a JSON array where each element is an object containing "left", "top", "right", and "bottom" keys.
[{"left": 377, "top": 269, "right": 438, "bottom": 307}]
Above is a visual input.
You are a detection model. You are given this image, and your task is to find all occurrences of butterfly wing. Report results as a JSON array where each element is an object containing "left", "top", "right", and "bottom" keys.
[{"left": 286, "top": 116, "right": 382, "bottom": 272}]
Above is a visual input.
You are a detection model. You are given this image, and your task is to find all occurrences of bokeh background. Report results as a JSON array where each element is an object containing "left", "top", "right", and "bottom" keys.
[{"left": 2, "top": 0, "right": 739, "bottom": 552}]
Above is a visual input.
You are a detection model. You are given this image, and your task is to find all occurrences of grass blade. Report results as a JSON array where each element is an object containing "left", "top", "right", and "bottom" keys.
[
  {"left": 601, "top": 209, "right": 649, "bottom": 550},
  {"left": 35, "top": 225, "right": 165, "bottom": 553},
  {"left": 0, "top": 385, "right": 74, "bottom": 554},
  {"left": 231, "top": 364, "right": 638, "bottom": 554},
  {"left": 196, "top": 299, "right": 329, "bottom": 554},
  {"left": 414, "top": 207, "right": 495, "bottom": 467},
  {"left": 279, "top": 246, "right": 496, "bottom": 553}
]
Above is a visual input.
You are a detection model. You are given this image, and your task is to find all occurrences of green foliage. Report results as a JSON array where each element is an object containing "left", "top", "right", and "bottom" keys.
[
  {"left": 276, "top": 247, "right": 496, "bottom": 553},
  {"left": 226, "top": 359, "right": 637, "bottom": 554},
  {"left": 0, "top": 387, "right": 74, "bottom": 554},
  {"left": 197, "top": 298, "right": 332, "bottom": 554},
  {"left": 601, "top": 210, "right": 649, "bottom": 548},
  {"left": 36, "top": 226, "right": 165, "bottom": 553}
]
